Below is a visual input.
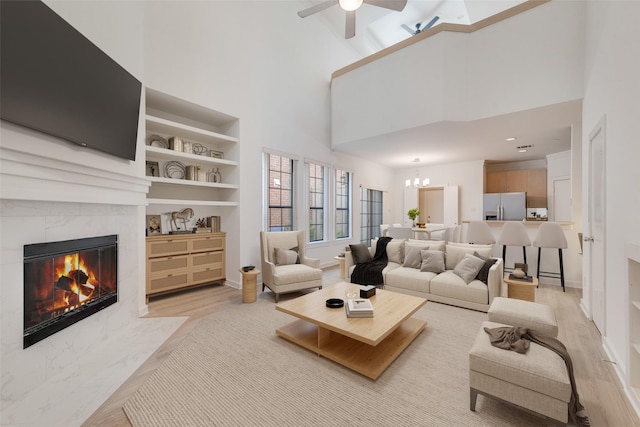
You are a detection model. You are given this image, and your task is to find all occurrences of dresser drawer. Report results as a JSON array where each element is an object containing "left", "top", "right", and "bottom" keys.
[
  {"left": 148, "top": 255, "right": 189, "bottom": 276},
  {"left": 147, "top": 239, "right": 189, "bottom": 257},
  {"left": 191, "top": 266, "right": 225, "bottom": 285},
  {"left": 191, "top": 251, "right": 223, "bottom": 269},
  {"left": 147, "top": 271, "right": 190, "bottom": 294},
  {"left": 191, "top": 235, "right": 225, "bottom": 253}
]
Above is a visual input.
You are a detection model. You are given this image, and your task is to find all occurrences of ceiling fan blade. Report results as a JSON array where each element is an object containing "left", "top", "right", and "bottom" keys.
[
  {"left": 364, "top": 0, "right": 408, "bottom": 12},
  {"left": 401, "top": 23, "right": 415, "bottom": 35},
  {"left": 297, "top": 0, "right": 337, "bottom": 18},
  {"left": 345, "top": 10, "right": 356, "bottom": 39},
  {"left": 422, "top": 15, "right": 440, "bottom": 30}
]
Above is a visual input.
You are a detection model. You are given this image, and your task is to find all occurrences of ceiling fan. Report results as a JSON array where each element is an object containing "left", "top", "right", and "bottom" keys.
[
  {"left": 401, "top": 15, "right": 440, "bottom": 36},
  {"left": 297, "top": 0, "right": 408, "bottom": 39}
]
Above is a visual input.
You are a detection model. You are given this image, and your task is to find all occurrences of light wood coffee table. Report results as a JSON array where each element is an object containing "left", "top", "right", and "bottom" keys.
[{"left": 275, "top": 282, "right": 427, "bottom": 379}]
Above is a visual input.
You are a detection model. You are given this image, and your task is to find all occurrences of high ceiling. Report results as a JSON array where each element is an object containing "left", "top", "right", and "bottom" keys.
[
  {"left": 300, "top": 0, "right": 529, "bottom": 56},
  {"left": 297, "top": 0, "right": 581, "bottom": 169}
]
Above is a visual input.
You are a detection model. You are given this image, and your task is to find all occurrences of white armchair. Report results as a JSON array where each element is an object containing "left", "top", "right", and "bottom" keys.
[{"left": 259, "top": 230, "right": 323, "bottom": 302}]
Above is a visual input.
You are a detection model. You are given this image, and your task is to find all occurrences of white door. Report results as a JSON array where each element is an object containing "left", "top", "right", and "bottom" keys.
[
  {"left": 587, "top": 116, "right": 606, "bottom": 335},
  {"left": 553, "top": 178, "right": 572, "bottom": 222},
  {"left": 443, "top": 185, "right": 459, "bottom": 226}
]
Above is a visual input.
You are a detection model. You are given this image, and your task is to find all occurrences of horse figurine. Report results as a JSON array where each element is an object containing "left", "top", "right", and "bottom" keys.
[{"left": 165, "top": 208, "right": 194, "bottom": 231}]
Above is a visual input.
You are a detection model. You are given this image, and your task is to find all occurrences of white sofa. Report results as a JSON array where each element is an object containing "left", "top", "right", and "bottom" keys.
[{"left": 344, "top": 239, "right": 504, "bottom": 312}]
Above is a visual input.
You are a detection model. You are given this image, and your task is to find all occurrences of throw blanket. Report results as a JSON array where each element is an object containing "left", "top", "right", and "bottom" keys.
[
  {"left": 484, "top": 326, "right": 590, "bottom": 426},
  {"left": 350, "top": 237, "right": 392, "bottom": 286}
]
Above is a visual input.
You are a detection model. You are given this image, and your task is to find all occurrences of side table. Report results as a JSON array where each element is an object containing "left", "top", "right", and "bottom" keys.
[
  {"left": 503, "top": 274, "right": 538, "bottom": 302},
  {"left": 334, "top": 256, "right": 346, "bottom": 279},
  {"left": 240, "top": 268, "right": 260, "bottom": 303}
]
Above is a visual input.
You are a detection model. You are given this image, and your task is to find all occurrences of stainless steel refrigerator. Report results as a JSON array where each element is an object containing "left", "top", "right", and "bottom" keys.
[{"left": 483, "top": 192, "right": 527, "bottom": 221}]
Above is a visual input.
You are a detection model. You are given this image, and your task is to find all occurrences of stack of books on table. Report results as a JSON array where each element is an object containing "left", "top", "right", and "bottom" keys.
[{"left": 346, "top": 298, "right": 374, "bottom": 318}]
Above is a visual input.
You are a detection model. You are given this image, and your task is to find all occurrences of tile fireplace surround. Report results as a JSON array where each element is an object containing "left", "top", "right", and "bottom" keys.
[{"left": 0, "top": 123, "right": 186, "bottom": 426}]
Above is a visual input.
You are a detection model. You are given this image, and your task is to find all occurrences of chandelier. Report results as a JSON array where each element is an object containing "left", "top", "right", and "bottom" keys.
[{"left": 405, "top": 158, "right": 430, "bottom": 188}]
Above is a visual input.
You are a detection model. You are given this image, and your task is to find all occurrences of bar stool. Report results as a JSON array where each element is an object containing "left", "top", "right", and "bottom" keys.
[
  {"left": 466, "top": 221, "right": 496, "bottom": 245},
  {"left": 532, "top": 222, "right": 568, "bottom": 292},
  {"left": 497, "top": 222, "right": 531, "bottom": 273}
]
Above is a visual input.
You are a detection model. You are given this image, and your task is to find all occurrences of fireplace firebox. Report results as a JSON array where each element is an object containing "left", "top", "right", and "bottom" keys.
[{"left": 23, "top": 235, "right": 118, "bottom": 348}]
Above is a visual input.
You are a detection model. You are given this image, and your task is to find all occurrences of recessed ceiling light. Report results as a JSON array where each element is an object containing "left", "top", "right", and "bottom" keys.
[
  {"left": 506, "top": 137, "right": 517, "bottom": 142},
  {"left": 517, "top": 144, "right": 533, "bottom": 153}
]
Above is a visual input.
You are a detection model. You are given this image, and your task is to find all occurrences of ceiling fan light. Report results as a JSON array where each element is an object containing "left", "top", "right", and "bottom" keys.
[
  {"left": 422, "top": 178, "right": 430, "bottom": 186},
  {"left": 405, "top": 179, "right": 411, "bottom": 188},
  {"left": 339, "top": 0, "right": 363, "bottom": 12}
]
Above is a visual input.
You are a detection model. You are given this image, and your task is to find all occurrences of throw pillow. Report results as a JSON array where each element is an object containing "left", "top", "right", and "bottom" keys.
[
  {"left": 274, "top": 247, "right": 300, "bottom": 266},
  {"left": 445, "top": 244, "right": 492, "bottom": 270},
  {"left": 386, "top": 239, "right": 405, "bottom": 264},
  {"left": 349, "top": 243, "right": 372, "bottom": 264},
  {"left": 420, "top": 249, "right": 445, "bottom": 273},
  {"left": 453, "top": 253, "right": 486, "bottom": 284},
  {"left": 403, "top": 244, "right": 429, "bottom": 269},
  {"left": 407, "top": 239, "right": 446, "bottom": 252},
  {"left": 473, "top": 251, "right": 498, "bottom": 285}
]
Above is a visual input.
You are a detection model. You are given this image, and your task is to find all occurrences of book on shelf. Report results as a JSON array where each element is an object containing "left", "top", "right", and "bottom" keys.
[{"left": 345, "top": 298, "right": 374, "bottom": 318}]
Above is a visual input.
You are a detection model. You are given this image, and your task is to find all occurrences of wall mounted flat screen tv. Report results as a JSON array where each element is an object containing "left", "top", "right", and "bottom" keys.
[{"left": 1, "top": 0, "right": 141, "bottom": 161}]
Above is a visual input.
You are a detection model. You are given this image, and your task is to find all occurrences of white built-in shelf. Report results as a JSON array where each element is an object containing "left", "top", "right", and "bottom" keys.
[
  {"left": 147, "top": 199, "right": 238, "bottom": 207},
  {"left": 145, "top": 145, "right": 237, "bottom": 166},
  {"left": 148, "top": 176, "right": 238, "bottom": 189},
  {"left": 145, "top": 115, "right": 238, "bottom": 146}
]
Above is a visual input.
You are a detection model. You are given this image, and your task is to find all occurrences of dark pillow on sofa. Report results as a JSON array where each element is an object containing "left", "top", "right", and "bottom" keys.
[
  {"left": 473, "top": 251, "right": 498, "bottom": 285},
  {"left": 349, "top": 243, "right": 372, "bottom": 264}
]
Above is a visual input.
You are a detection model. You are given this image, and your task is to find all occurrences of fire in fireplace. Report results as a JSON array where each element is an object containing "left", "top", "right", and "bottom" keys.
[{"left": 23, "top": 235, "right": 118, "bottom": 348}]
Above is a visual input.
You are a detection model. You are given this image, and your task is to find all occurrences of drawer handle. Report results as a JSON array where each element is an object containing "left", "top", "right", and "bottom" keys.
[{"left": 167, "top": 274, "right": 173, "bottom": 277}]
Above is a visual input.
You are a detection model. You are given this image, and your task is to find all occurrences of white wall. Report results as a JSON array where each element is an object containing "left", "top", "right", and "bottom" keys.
[
  {"left": 394, "top": 160, "right": 485, "bottom": 225},
  {"left": 331, "top": 1, "right": 586, "bottom": 146},
  {"left": 582, "top": 0, "right": 640, "bottom": 409}
]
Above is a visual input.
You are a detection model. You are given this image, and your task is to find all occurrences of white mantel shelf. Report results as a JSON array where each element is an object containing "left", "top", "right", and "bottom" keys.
[{"left": 0, "top": 146, "right": 149, "bottom": 206}]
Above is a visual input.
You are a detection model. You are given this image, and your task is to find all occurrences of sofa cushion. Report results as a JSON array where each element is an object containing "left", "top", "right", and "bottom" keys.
[
  {"left": 274, "top": 247, "right": 300, "bottom": 265},
  {"left": 349, "top": 243, "right": 372, "bottom": 264},
  {"left": 272, "top": 264, "right": 322, "bottom": 285},
  {"left": 420, "top": 249, "right": 445, "bottom": 273},
  {"left": 385, "top": 267, "right": 435, "bottom": 293},
  {"left": 386, "top": 239, "right": 405, "bottom": 264},
  {"left": 403, "top": 243, "right": 428, "bottom": 268},
  {"left": 445, "top": 243, "right": 493, "bottom": 270},
  {"left": 473, "top": 251, "right": 498, "bottom": 285},
  {"left": 453, "top": 253, "right": 486, "bottom": 283},
  {"left": 430, "top": 271, "right": 489, "bottom": 305},
  {"left": 407, "top": 239, "right": 446, "bottom": 252}
]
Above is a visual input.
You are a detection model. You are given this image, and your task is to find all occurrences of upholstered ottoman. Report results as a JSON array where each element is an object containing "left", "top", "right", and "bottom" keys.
[
  {"left": 488, "top": 297, "right": 558, "bottom": 337},
  {"left": 469, "top": 321, "right": 571, "bottom": 425}
]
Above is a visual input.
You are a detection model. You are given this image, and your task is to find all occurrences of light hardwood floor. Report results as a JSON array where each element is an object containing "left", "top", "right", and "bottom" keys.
[{"left": 83, "top": 267, "right": 640, "bottom": 426}]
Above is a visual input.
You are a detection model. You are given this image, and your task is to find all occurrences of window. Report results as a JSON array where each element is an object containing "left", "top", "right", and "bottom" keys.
[
  {"left": 360, "top": 187, "right": 383, "bottom": 244},
  {"left": 267, "top": 153, "right": 294, "bottom": 231},
  {"left": 335, "top": 169, "right": 351, "bottom": 239},
  {"left": 307, "top": 162, "right": 324, "bottom": 242}
]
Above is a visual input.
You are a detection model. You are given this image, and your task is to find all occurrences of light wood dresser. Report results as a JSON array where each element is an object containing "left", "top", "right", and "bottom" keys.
[{"left": 146, "top": 232, "right": 225, "bottom": 301}]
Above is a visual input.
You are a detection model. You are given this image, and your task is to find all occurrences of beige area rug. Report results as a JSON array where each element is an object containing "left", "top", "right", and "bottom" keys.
[{"left": 124, "top": 299, "right": 551, "bottom": 426}]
